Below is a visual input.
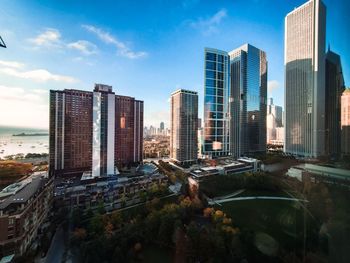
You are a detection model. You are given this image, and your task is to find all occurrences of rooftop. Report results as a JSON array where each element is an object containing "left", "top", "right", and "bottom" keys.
[{"left": 0, "top": 175, "right": 47, "bottom": 210}]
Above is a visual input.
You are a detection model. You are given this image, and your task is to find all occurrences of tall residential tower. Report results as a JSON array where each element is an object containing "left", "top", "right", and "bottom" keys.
[
  {"left": 50, "top": 84, "right": 143, "bottom": 177},
  {"left": 203, "top": 48, "right": 230, "bottom": 158},
  {"left": 170, "top": 89, "right": 198, "bottom": 164}
]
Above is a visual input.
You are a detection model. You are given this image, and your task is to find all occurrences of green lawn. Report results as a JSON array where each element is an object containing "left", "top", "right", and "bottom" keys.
[{"left": 215, "top": 198, "right": 316, "bottom": 253}]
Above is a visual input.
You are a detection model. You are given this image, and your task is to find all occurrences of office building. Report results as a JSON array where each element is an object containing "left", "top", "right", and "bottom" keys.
[
  {"left": 50, "top": 84, "right": 143, "bottom": 177},
  {"left": 170, "top": 89, "right": 198, "bottom": 164},
  {"left": 341, "top": 89, "right": 350, "bottom": 156},
  {"left": 325, "top": 49, "right": 345, "bottom": 158},
  {"left": 203, "top": 48, "right": 230, "bottom": 158},
  {"left": 160, "top": 122, "right": 165, "bottom": 131},
  {"left": 284, "top": 0, "right": 326, "bottom": 157},
  {"left": 266, "top": 98, "right": 283, "bottom": 144},
  {"left": 229, "top": 44, "right": 267, "bottom": 157}
]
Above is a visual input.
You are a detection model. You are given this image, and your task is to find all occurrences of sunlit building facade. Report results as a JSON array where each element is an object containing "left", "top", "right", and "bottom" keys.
[
  {"left": 170, "top": 89, "right": 198, "bottom": 164},
  {"left": 50, "top": 84, "right": 143, "bottom": 177},
  {"left": 341, "top": 89, "right": 350, "bottom": 156},
  {"left": 284, "top": 0, "right": 326, "bottom": 157},
  {"left": 203, "top": 48, "right": 231, "bottom": 158}
]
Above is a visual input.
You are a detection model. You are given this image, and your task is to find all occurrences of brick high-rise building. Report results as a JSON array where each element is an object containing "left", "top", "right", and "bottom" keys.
[
  {"left": 115, "top": 95, "right": 143, "bottom": 167},
  {"left": 50, "top": 84, "right": 143, "bottom": 177}
]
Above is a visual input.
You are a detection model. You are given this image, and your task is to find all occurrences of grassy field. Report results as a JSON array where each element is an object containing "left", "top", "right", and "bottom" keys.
[{"left": 214, "top": 198, "right": 316, "bottom": 254}]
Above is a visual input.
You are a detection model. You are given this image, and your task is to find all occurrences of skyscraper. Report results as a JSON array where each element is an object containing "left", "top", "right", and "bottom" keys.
[
  {"left": 341, "top": 89, "right": 350, "bottom": 156},
  {"left": 160, "top": 122, "right": 165, "bottom": 131},
  {"left": 229, "top": 44, "right": 267, "bottom": 157},
  {"left": 284, "top": 0, "right": 326, "bottom": 158},
  {"left": 325, "top": 49, "right": 345, "bottom": 158},
  {"left": 114, "top": 95, "right": 144, "bottom": 167},
  {"left": 170, "top": 89, "right": 198, "bottom": 164},
  {"left": 50, "top": 84, "right": 143, "bottom": 177},
  {"left": 266, "top": 98, "right": 283, "bottom": 144},
  {"left": 203, "top": 48, "right": 230, "bottom": 158}
]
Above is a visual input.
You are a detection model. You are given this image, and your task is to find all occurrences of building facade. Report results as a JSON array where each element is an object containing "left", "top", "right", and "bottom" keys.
[
  {"left": 203, "top": 48, "right": 231, "bottom": 158},
  {"left": 229, "top": 44, "right": 267, "bottom": 157},
  {"left": 115, "top": 95, "right": 143, "bottom": 167},
  {"left": 266, "top": 98, "right": 283, "bottom": 144},
  {"left": 170, "top": 89, "right": 198, "bottom": 164},
  {"left": 284, "top": 0, "right": 326, "bottom": 158},
  {"left": 0, "top": 174, "right": 53, "bottom": 258},
  {"left": 50, "top": 84, "right": 143, "bottom": 177},
  {"left": 341, "top": 89, "right": 350, "bottom": 156},
  {"left": 325, "top": 49, "right": 345, "bottom": 158}
]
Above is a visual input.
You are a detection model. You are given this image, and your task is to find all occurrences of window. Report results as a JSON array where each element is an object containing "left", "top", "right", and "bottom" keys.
[
  {"left": 206, "top": 52, "right": 216, "bottom": 61},
  {"left": 217, "top": 63, "right": 223, "bottom": 72},
  {"left": 218, "top": 54, "right": 224, "bottom": 63},
  {"left": 206, "top": 70, "right": 215, "bottom": 79},
  {"left": 206, "top": 88, "right": 215, "bottom": 96},
  {"left": 206, "top": 79, "right": 215, "bottom": 87},
  {"left": 206, "top": 61, "right": 216, "bottom": 70}
]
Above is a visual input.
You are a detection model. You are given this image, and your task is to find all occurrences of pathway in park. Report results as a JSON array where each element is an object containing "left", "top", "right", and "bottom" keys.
[{"left": 208, "top": 196, "right": 309, "bottom": 205}]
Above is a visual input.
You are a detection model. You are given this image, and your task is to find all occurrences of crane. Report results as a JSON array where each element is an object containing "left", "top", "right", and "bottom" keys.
[{"left": 0, "top": 36, "right": 6, "bottom": 48}]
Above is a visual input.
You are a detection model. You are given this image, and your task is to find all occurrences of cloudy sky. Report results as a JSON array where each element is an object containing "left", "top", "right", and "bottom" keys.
[{"left": 0, "top": 0, "right": 349, "bottom": 129}]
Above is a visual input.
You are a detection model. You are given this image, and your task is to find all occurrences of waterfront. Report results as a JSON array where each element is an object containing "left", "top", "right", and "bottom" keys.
[{"left": 0, "top": 126, "right": 49, "bottom": 158}]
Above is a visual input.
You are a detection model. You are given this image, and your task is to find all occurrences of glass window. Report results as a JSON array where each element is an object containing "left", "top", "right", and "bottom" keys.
[
  {"left": 205, "top": 96, "right": 215, "bottom": 104},
  {"left": 206, "top": 61, "right": 216, "bottom": 70},
  {"left": 216, "top": 113, "right": 223, "bottom": 118},
  {"left": 218, "top": 54, "right": 224, "bottom": 63},
  {"left": 217, "top": 63, "right": 223, "bottom": 72},
  {"left": 217, "top": 72, "right": 223, "bottom": 80},
  {"left": 217, "top": 96, "right": 223, "bottom": 104},
  {"left": 216, "top": 128, "right": 223, "bottom": 135},
  {"left": 205, "top": 103, "right": 216, "bottom": 112},
  {"left": 217, "top": 80, "right": 223, "bottom": 89},
  {"left": 217, "top": 121, "right": 223, "bottom": 127},
  {"left": 217, "top": 88, "right": 223, "bottom": 96},
  {"left": 206, "top": 70, "right": 215, "bottom": 79},
  {"left": 206, "top": 79, "right": 215, "bottom": 87},
  {"left": 206, "top": 52, "right": 216, "bottom": 61},
  {"left": 206, "top": 88, "right": 215, "bottom": 96},
  {"left": 217, "top": 105, "right": 223, "bottom": 112}
]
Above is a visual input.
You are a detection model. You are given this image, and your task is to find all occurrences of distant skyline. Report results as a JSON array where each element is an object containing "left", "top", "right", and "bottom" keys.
[{"left": 0, "top": 0, "right": 349, "bottom": 129}]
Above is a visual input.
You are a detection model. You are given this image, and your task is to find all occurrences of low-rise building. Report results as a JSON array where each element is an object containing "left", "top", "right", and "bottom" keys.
[
  {"left": 190, "top": 157, "right": 261, "bottom": 181},
  {"left": 0, "top": 172, "right": 53, "bottom": 258},
  {"left": 286, "top": 163, "right": 350, "bottom": 186}
]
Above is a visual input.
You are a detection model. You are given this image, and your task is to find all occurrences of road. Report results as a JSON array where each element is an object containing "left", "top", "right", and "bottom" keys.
[{"left": 44, "top": 225, "right": 65, "bottom": 263}]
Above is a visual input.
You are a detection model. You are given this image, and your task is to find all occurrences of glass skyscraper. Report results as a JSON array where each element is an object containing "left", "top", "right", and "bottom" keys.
[
  {"left": 203, "top": 45, "right": 267, "bottom": 158},
  {"left": 203, "top": 48, "right": 230, "bottom": 158},
  {"left": 229, "top": 44, "right": 267, "bottom": 157}
]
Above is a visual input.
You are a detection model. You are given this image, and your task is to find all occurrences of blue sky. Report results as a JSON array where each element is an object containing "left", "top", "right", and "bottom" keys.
[{"left": 0, "top": 0, "right": 349, "bottom": 129}]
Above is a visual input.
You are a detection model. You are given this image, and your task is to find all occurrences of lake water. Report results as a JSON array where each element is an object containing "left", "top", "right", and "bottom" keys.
[{"left": 0, "top": 126, "right": 49, "bottom": 158}]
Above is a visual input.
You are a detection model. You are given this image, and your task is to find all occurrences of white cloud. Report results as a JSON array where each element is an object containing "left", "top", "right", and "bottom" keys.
[
  {"left": 28, "top": 28, "right": 61, "bottom": 47},
  {"left": 268, "top": 80, "right": 280, "bottom": 93},
  {"left": 82, "top": 24, "right": 147, "bottom": 59},
  {"left": 189, "top": 9, "right": 227, "bottom": 35},
  {"left": 0, "top": 60, "right": 25, "bottom": 69},
  {"left": 0, "top": 60, "right": 78, "bottom": 83},
  {"left": 67, "top": 40, "right": 98, "bottom": 55},
  {"left": 0, "top": 85, "right": 48, "bottom": 128}
]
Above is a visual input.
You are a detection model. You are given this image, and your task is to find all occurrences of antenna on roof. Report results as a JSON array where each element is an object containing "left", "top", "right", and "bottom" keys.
[{"left": 0, "top": 36, "right": 6, "bottom": 48}]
